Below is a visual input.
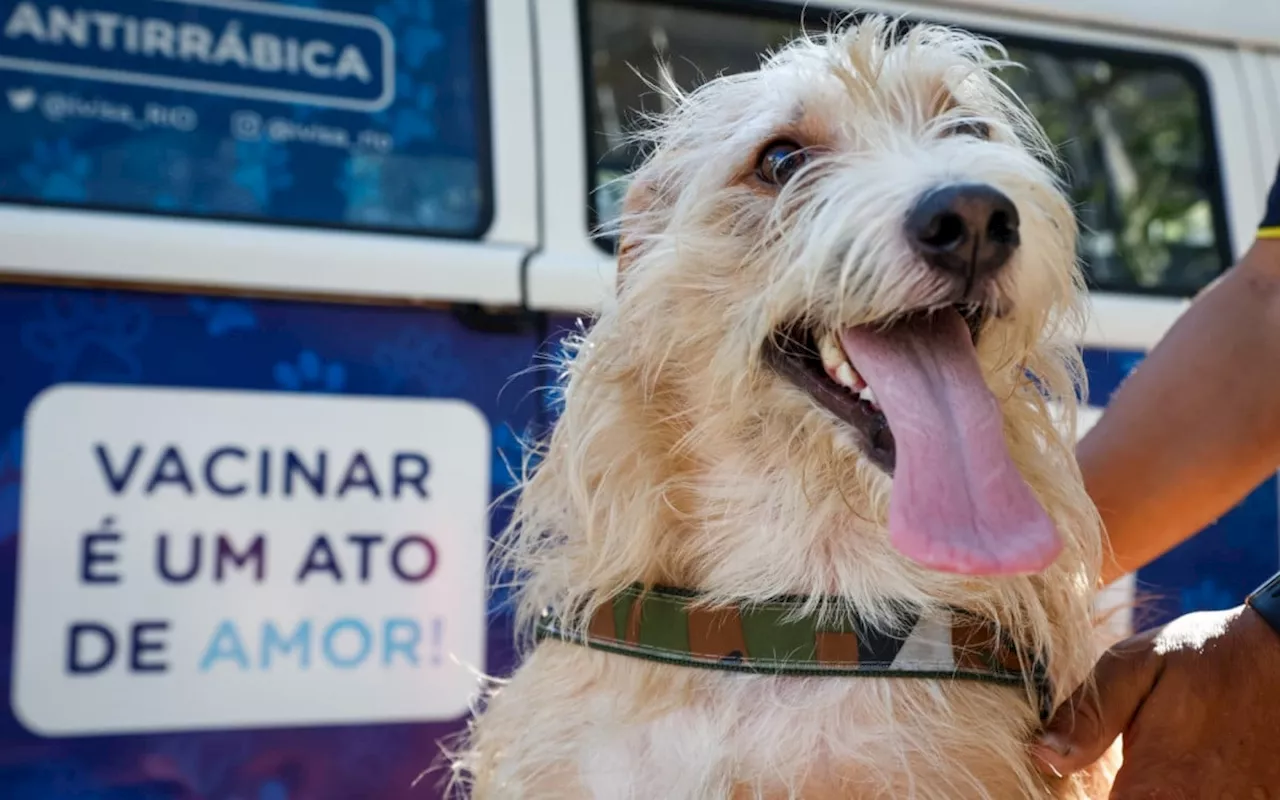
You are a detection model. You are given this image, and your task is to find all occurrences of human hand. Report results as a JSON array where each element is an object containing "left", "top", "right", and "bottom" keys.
[{"left": 1032, "top": 605, "right": 1280, "bottom": 797}]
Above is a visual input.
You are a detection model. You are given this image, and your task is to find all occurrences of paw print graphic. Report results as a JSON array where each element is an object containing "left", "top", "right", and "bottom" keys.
[
  {"left": 20, "top": 293, "right": 150, "bottom": 380},
  {"left": 374, "top": 0, "right": 446, "bottom": 69},
  {"left": 375, "top": 73, "right": 438, "bottom": 146},
  {"left": 18, "top": 138, "right": 92, "bottom": 202},
  {"left": 273, "top": 350, "right": 347, "bottom": 393},
  {"left": 336, "top": 157, "right": 390, "bottom": 224},
  {"left": 370, "top": 1, "right": 448, "bottom": 147},
  {"left": 188, "top": 297, "right": 258, "bottom": 338},
  {"left": 373, "top": 328, "right": 466, "bottom": 394},
  {"left": 232, "top": 140, "right": 294, "bottom": 207},
  {"left": 0, "top": 427, "right": 21, "bottom": 542},
  {"left": 258, "top": 779, "right": 289, "bottom": 800}
]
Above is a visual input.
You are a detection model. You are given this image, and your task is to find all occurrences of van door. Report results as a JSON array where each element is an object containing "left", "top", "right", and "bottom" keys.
[
  {"left": 529, "top": 0, "right": 1266, "bottom": 636},
  {"left": 0, "top": 1, "right": 538, "bottom": 797}
]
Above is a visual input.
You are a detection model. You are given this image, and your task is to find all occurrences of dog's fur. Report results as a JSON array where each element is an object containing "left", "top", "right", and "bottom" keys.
[{"left": 455, "top": 15, "right": 1115, "bottom": 799}]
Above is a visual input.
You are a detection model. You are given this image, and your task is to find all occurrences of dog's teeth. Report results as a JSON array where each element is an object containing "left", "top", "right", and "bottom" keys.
[
  {"left": 820, "top": 331, "right": 867, "bottom": 392},
  {"left": 838, "top": 363, "right": 867, "bottom": 392},
  {"left": 835, "top": 362, "right": 856, "bottom": 389},
  {"left": 819, "top": 334, "right": 844, "bottom": 371},
  {"left": 861, "top": 386, "right": 878, "bottom": 408}
]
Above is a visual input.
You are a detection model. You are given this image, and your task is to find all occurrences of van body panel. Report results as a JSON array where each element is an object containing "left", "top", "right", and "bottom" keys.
[
  {"left": 917, "top": 0, "right": 1280, "bottom": 52},
  {"left": 0, "top": 282, "right": 535, "bottom": 796},
  {"left": 0, "top": 0, "right": 539, "bottom": 306},
  {"left": 0, "top": 0, "right": 1278, "bottom": 796}
]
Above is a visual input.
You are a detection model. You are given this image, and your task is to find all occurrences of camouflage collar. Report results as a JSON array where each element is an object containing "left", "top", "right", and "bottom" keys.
[{"left": 535, "top": 583, "right": 1053, "bottom": 722}]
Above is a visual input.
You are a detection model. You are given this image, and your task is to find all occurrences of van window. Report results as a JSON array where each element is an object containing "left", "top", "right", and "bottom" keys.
[
  {"left": 585, "top": 0, "right": 1228, "bottom": 296},
  {"left": 0, "top": 0, "right": 491, "bottom": 238}
]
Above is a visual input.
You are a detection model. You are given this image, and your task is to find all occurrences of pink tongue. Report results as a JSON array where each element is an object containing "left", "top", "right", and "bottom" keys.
[{"left": 839, "top": 311, "right": 1061, "bottom": 575}]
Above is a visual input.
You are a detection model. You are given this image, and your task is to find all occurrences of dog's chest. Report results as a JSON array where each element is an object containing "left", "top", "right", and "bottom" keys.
[{"left": 570, "top": 671, "right": 1069, "bottom": 800}]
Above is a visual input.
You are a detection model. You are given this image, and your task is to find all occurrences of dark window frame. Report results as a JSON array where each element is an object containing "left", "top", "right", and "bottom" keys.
[
  {"left": 578, "top": 0, "right": 1233, "bottom": 298},
  {"left": 0, "top": 1, "right": 496, "bottom": 243}
]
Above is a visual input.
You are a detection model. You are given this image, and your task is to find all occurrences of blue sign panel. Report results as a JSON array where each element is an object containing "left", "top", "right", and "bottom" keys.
[
  {"left": 0, "top": 285, "right": 538, "bottom": 799},
  {"left": 0, "top": 0, "right": 488, "bottom": 236}
]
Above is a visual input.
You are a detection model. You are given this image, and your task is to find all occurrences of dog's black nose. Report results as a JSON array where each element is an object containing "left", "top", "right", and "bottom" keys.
[{"left": 906, "top": 183, "right": 1020, "bottom": 284}]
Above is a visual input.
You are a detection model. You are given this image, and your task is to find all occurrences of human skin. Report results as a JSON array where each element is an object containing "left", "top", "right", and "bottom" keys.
[
  {"left": 1082, "top": 237, "right": 1280, "bottom": 587},
  {"left": 1032, "top": 215, "right": 1280, "bottom": 793}
]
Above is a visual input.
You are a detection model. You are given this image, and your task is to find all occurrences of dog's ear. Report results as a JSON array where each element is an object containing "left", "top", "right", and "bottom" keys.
[{"left": 615, "top": 178, "right": 658, "bottom": 292}]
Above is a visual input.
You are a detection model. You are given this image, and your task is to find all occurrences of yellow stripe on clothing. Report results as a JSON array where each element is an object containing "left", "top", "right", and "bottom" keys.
[{"left": 1260, "top": 227, "right": 1280, "bottom": 240}]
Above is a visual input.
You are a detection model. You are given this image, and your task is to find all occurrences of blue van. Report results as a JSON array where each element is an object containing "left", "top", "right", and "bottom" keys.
[{"left": 0, "top": 0, "right": 1277, "bottom": 797}]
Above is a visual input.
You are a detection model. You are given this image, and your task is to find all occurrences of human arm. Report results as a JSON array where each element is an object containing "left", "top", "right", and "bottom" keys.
[
  {"left": 1032, "top": 167, "right": 1280, "bottom": 790},
  {"left": 1079, "top": 201, "right": 1280, "bottom": 584}
]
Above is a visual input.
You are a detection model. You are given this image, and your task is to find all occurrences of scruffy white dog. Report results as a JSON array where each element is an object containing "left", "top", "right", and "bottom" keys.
[{"left": 456, "top": 14, "right": 1114, "bottom": 799}]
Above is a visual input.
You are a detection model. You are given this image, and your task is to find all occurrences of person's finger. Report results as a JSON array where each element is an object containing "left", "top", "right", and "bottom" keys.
[{"left": 1031, "top": 633, "right": 1163, "bottom": 775}]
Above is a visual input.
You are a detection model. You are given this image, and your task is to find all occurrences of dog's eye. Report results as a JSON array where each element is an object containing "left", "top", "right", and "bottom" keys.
[
  {"left": 757, "top": 141, "right": 808, "bottom": 186},
  {"left": 950, "top": 121, "right": 991, "bottom": 140}
]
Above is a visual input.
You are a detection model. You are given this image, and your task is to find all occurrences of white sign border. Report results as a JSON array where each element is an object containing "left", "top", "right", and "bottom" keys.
[
  {"left": 11, "top": 383, "right": 493, "bottom": 736},
  {"left": 0, "top": 0, "right": 397, "bottom": 112}
]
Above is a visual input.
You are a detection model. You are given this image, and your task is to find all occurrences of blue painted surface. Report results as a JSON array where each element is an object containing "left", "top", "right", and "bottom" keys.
[
  {"left": 0, "top": 0, "right": 486, "bottom": 235},
  {"left": 1082, "top": 347, "right": 1279, "bottom": 623},
  {"left": 0, "top": 285, "right": 539, "bottom": 799}
]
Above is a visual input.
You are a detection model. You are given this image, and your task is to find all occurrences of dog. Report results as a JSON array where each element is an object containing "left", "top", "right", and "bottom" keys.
[{"left": 454, "top": 14, "right": 1116, "bottom": 799}]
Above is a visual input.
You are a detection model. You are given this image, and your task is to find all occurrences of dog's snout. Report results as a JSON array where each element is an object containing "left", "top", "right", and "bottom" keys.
[{"left": 906, "top": 183, "right": 1021, "bottom": 284}]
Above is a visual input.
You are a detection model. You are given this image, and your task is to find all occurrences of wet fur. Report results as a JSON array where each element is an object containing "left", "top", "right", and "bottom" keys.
[{"left": 453, "top": 15, "right": 1117, "bottom": 799}]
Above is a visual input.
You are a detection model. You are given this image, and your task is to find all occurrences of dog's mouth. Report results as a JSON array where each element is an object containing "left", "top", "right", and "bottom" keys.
[
  {"left": 765, "top": 306, "right": 985, "bottom": 476},
  {"left": 763, "top": 305, "right": 1064, "bottom": 576}
]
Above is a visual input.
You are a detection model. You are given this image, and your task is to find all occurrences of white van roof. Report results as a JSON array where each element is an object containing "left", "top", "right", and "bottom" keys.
[{"left": 933, "top": 0, "right": 1280, "bottom": 51}]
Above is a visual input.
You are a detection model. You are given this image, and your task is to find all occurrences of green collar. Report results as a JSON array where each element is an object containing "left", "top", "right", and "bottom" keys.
[{"left": 536, "top": 583, "right": 1053, "bottom": 722}]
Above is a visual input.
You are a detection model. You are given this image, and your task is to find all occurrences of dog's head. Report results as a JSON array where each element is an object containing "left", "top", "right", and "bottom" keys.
[
  {"left": 604, "top": 16, "right": 1087, "bottom": 580},
  {"left": 512, "top": 16, "right": 1100, "bottom": 625}
]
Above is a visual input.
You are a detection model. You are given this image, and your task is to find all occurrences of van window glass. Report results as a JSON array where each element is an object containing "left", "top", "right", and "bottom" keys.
[
  {"left": 0, "top": 0, "right": 491, "bottom": 238},
  {"left": 585, "top": 0, "right": 1228, "bottom": 296}
]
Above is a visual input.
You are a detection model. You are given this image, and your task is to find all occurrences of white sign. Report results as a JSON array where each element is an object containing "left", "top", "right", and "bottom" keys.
[
  {"left": 14, "top": 384, "right": 489, "bottom": 736},
  {"left": 0, "top": 0, "right": 395, "bottom": 112}
]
